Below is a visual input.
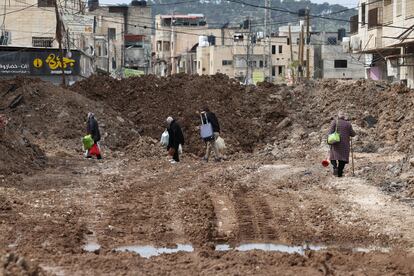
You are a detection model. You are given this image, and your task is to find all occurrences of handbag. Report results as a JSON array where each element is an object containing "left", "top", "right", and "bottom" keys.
[
  {"left": 200, "top": 112, "right": 214, "bottom": 141},
  {"left": 160, "top": 129, "right": 169, "bottom": 147},
  {"left": 82, "top": 134, "right": 94, "bottom": 150},
  {"left": 327, "top": 119, "right": 341, "bottom": 145}
]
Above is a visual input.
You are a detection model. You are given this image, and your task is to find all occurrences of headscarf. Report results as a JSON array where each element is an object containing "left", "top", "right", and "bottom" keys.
[
  {"left": 87, "top": 112, "right": 95, "bottom": 120},
  {"left": 166, "top": 116, "right": 174, "bottom": 124}
]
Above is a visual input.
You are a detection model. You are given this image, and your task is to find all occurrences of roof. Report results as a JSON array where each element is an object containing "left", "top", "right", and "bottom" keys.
[{"left": 160, "top": 14, "right": 204, "bottom": 19}]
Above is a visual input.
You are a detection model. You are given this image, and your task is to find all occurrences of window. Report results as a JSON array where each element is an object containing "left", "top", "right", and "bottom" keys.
[
  {"left": 272, "top": 45, "right": 276, "bottom": 54},
  {"left": 198, "top": 61, "right": 200, "bottom": 69},
  {"left": 272, "top": 66, "right": 276, "bottom": 76},
  {"left": 368, "top": 8, "right": 379, "bottom": 28},
  {"left": 32, "top": 37, "right": 53, "bottom": 47},
  {"left": 278, "top": 66, "right": 284, "bottom": 75},
  {"left": 259, "top": 60, "right": 264, "bottom": 68},
  {"left": 108, "top": 28, "right": 116, "bottom": 40},
  {"left": 222, "top": 60, "right": 233, "bottom": 66},
  {"left": 38, "top": 0, "right": 54, "bottom": 7},
  {"left": 334, "top": 60, "right": 348, "bottom": 68},
  {"left": 350, "top": 15, "right": 358, "bottom": 33},
  {"left": 287, "top": 37, "right": 290, "bottom": 45},
  {"left": 361, "top": 3, "right": 366, "bottom": 25},
  {"left": 278, "top": 45, "right": 283, "bottom": 54}
]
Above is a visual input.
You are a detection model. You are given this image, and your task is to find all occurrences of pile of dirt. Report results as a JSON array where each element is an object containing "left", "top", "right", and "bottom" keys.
[
  {"left": 0, "top": 77, "right": 141, "bottom": 176},
  {"left": 0, "top": 252, "right": 46, "bottom": 276},
  {"left": 124, "top": 136, "right": 166, "bottom": 160},
  {"left": 72, "top": 74, "right": 288, "bottom": 155}
]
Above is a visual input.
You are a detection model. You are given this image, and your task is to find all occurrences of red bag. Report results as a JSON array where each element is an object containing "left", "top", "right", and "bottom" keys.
[{"left": 89, "top": 144, "right": 100, "bottom": 156}]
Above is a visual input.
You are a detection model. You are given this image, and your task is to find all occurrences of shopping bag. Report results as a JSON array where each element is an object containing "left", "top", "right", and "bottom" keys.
[
  {"left": 200, "top": 113, "right": 214, "bottom": 141},
  {"left": 82, "top": 134, "right": 94, "bottom": 150},
  {"left": 215, "top": 136, "right": 226, "bottom": 151},
  {"left": 178, "top": 144, "right": 183, "bottom": 154},
  {"left": 327, "top": 119, "right": 341, "bottom": 145},
  {"left": 160, "top": 129, "right": 169, "bottom": 147},
  {"left": 89, "top": 143, "right": 100, "bottom": 156}
]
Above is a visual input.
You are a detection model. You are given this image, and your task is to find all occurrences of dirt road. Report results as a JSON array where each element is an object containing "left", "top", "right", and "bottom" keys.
[{"left": 1, "top": 148, "right": 414, "bottom": 275}]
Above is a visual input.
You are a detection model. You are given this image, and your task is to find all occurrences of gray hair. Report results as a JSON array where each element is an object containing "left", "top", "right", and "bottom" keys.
[
  {"left": 87, "top": 112, "right": 95, "bottom": 119},
  {"left": 338, "top": 111, "right": 346, "bottom": 119},
  {"left": 166, "top": 116, "right": 174, "bottom": 124}
]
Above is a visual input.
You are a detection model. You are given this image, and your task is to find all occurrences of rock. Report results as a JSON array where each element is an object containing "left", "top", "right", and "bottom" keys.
[
  {"left": 277, "top": 117, "right": 291, "bottom": 129},
  {"left": 409, "top": 157, "right": 414, "bottom": 167}
]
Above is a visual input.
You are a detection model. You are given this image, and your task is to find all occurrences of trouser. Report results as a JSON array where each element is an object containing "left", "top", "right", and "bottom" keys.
[
  {"left": 169, "top": 147, "right": 180, "bottom": 162},
  {"left": 205, "top": 132, "right": 220, "bottom": 160},
  {"left": 331, "top": 160, "right": 346, "bottom": 177}
]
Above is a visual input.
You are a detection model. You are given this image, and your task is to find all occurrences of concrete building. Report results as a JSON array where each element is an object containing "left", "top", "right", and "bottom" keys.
[
  {"left": 312, "top": 31, "right": 365, "bottom": 79},
  {"left": 88, "top": 1, "right": 152, "bottom": 74},
  {"left": 350, "top": 0, "right": 414, "bottom": 87}
]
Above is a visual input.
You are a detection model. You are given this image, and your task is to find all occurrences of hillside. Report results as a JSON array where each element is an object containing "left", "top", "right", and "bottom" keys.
[{"left": 149, "top": 0, "right": 357, "bottom": 32}]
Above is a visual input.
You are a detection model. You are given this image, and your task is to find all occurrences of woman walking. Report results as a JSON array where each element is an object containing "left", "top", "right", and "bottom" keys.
[{"left": 328, "top": 111, "right": 356, "bottom": 177}]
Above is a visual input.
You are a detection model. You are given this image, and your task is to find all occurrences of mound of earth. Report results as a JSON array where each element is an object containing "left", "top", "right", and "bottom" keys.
[{"left": 72, "top": 73, "right": 288, "bottom": 156}]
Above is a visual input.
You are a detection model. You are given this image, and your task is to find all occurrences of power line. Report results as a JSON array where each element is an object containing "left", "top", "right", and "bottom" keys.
[{"left": 226, "top": 0, "right": 413, "bottom": 31}]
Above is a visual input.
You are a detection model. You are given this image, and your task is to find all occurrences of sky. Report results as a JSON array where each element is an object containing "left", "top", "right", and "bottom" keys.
[{"left": 99, "top": 0, "right": 359, "bottom": 7}]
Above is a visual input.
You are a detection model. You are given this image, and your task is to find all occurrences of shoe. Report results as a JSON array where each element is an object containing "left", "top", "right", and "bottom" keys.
[
  {"left": 214, "top": 157, "right": 222, "bottom": 162},
  {"left": 170, "top": 160, "right": 177, "bottom": 164},
  {"left": 202, "top": 157, "right": 208, "bottom": 162},
  {"left": 97, "top": 154, "right": 102, "bottom": 160},
  {"left": 86, "top": 155, "right": 92, "bottom": 159}
]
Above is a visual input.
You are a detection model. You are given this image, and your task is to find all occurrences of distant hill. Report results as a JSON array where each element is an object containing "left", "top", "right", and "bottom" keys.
[{"left": 148, "top": 0, "right": 357, "bottom": 33}]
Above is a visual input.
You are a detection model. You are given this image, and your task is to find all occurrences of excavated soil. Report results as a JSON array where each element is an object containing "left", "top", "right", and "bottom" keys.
[{"left": 1, "top": 75, "right": 414, "bottom": 275}]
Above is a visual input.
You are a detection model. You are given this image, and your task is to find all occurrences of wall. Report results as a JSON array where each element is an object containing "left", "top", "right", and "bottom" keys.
[{"left": 321, "top": 45, "right": 365, "bottom": 79}]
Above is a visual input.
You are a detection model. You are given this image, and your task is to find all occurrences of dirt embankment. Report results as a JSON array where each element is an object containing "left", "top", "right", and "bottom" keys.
[
  {"left": 0, "top": 78, "right": 138, "bottom": 177},
  {"left": 71, "top": 73, "right": 288, "bottom": 156}
]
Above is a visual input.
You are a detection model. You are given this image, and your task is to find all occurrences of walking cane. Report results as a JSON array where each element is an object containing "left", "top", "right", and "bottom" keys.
[{"left": 350, "top": 137, "right": 355, "bottom": 177}]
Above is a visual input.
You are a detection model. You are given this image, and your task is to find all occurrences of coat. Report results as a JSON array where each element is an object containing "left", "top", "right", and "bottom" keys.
[
  {"left": 328, "top": 118, "right": 356, "bottom": 163},
  {"left": 167, "top": 120, "right": 184, "bottom": 150},
  {"left": 202, "top": 112, "right": 220, "bottom": 133},
  {"left": 87, "top": 117, "right": 101, "bottom": 143}
]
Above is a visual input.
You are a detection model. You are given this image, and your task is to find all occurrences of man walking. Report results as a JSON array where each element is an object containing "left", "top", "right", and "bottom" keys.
[
  {"left": 166, "top": 116, "right": 184, "bottom": 164},
  {"left": 201, "top": 107, "right": 221, "bottom": 162},
  {"left": 328, "top": 111, "right": 355, "bottom": 177}
]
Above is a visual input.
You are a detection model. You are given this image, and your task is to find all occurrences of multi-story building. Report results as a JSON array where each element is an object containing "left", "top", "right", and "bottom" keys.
[
  {"left": 88, "top": 1, "right": 152, "bottom": 74},
  {"left": 350, "top": 0, "right": 414, "bottom": 87}
]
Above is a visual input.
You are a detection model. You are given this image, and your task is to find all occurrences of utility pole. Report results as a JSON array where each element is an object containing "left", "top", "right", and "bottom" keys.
[
  {"left": 171, "top": 11, "right": 176, "bottom": 75},
  {"left": 306, "top": 8, "right": 310, "bottom": 80},
  {"left": 54, "top": 0, "right": 65, "bottom": 85},
  {"left": 288, "top": 24, "right": 295, "bottom": 84},
  {"left": 107, "top": 28, "right": 110, "bottom": 73},
  {"left": 264, "top": 0, "right": 272, "bottom": 83}
]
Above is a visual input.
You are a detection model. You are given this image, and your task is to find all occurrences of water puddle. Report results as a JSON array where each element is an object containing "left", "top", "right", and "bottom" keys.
[
  {"left": 215, "top": 243, "right": 389, "bottom": 255},
  {"left": 114, "top": 244, "right": 194, "bottom": 258},
  {"left": 83, "top": 242, "right": 101, "bottom": 253},
  {"left": 216, "top": 243, "right": 326, "bottom": 255}
]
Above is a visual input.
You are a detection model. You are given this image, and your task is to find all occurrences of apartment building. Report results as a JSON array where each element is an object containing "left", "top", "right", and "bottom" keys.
[
  {"left": 350, "top": 0, "right": 414, "bottom": 87},
  {"left": 313, "top": 31, "right": 365, "bottom": 79},
  {"left": 89, "top": 1, "right": 152, "bottom": 74},
  {"left": 196, "top": 24, "right": 315, "bottom": 84}
]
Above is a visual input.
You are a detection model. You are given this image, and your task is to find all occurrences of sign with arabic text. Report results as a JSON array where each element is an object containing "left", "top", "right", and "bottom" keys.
[{"left": 0, "top": 50, "right": 80, "bottom": 76}]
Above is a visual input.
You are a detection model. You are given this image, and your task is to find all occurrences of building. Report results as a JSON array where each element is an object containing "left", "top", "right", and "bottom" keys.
[
  {"left": 0, "top": 0, "right": 94, "bottom": 83},
  {"left": 312, "top": 31, "right": 365, "bottom": 79},
  {"left": 350, "top": 0, "right": 414, "bottom": 87},
  {"left": 88, "top": 1, "right": 152, "bottom": 75}
]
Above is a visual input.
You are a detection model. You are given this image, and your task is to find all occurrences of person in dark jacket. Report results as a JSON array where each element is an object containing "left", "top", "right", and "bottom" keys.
[
  {"left": 166, "top": 116, "right": 184, "bottom": 163},
  {"left": 86, "top": 112, "right": 102, "bottom": 159},
  {"left": 328, "top": 111, "right": 356, "bottom": 177},
  {"left": 201, "top": 107, "right": 221, "bottom": 162}
]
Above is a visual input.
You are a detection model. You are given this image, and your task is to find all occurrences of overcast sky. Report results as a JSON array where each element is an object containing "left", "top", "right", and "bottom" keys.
[{"left": 99, "top": 0, "right": 359, "bottom": 7}]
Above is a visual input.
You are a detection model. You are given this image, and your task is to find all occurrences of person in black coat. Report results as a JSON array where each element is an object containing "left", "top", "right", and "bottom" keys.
[
  {"left": 166, "top": 116, "right": 184, "bottom": 163},
  {"left": 201, "top": 107, "right": 221, "bottom": 162},
  {"left": 86, "top": 112, "right": 102, "bottom": 159}
]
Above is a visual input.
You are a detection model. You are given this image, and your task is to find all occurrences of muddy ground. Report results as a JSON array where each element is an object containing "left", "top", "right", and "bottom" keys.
[{"left": 1, "top": 76, "right": 414, "bottom": 275}]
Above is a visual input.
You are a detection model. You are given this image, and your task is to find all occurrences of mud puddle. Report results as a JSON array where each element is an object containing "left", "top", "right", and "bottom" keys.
[
  {"left": 216, "top": 243, "right": 390, "bottom": 255},
  {"left": 114, "top": 244, "right": 194, "bottom": 258}
]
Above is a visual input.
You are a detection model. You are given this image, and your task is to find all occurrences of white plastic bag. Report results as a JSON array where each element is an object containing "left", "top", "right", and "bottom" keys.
[
  {"left": 178, "top": 144, "right": 183, "bottom": 154},
  {"left": 160, "top": 130, "right": 169, "bottom": 147},
  {"left": 215, "top": 136, "right": 226, "bottom": 151}
]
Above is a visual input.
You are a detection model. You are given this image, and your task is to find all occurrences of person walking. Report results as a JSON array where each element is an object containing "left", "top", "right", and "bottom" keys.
[
  {"left": 166, "top": 116, "right": 184, "bottom": 164},
  {"left": 201, "top": 107, "right": 221, "bottom": 162},
  {"left": 86, "top": 112, "right": 102, "bottom": 160},
  {"left": 328, "top": 111, "right": 355, "bottom": 177}
]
